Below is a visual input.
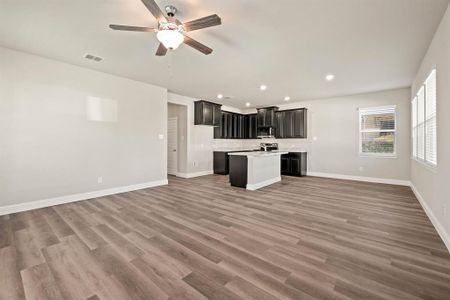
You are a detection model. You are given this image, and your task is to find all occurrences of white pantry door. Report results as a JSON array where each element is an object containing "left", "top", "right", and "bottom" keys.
[{"left": 167, "top": 118, "right": 178, "bottom": 175}]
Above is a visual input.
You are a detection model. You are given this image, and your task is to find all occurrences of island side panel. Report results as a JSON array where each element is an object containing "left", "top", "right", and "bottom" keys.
[
  {"left": 229, "top": 155, "right": 248, "bottom": 188},
  {"left": 247, "top": 155, "right": 282, "bottom": 190}
]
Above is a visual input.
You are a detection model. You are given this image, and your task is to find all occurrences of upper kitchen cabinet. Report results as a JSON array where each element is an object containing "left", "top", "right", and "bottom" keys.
[
  {"left": 194, "top": 100, "right": 222, "bottom": 126},
  {"left": 292, "top": 108, "right": 307, "bottom": 138},
  {"left": 257, "top": 107, "right": 278, "bottom": 127},
  {"left": 275, "top": 108, "right": 307, "bottom": 139},
  {"left": 246, "top": 114, "right": 258, "bottom": 139}
]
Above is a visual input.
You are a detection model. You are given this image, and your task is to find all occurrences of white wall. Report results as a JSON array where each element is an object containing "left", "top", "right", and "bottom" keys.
[
  {"left": 411, "top": 4, "right": 450, "bottom": 250},
  {"left": 0, "top": 47, "right": 168, "bottom": 208},
  {"left": 239, "top": 88, "right": 411, "bottom": 182}
]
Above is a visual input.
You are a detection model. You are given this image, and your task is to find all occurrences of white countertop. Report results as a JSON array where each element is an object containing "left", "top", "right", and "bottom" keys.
[
  {"left": 278, "top": 149, "right": 307, "bottom": 153},
  {"left": 214, "top": 149, "right": 307, "bottom": 153},
  {"left": 228, "top": 150, "right": 289, "bottom": 157},
  {"left": 213, "top": 149, "right": 257, "bottom": 152}
]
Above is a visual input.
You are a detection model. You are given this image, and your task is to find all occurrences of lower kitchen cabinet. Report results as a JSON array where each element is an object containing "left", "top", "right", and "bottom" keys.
[
  {"left": 214, "top": 151, "right": 230, "bottom": 174},
  {"left": 214, "top": 150, "right": 253, "bottom": 174},
  {"left": 281, "top": 152, "right": 307, "bottom": 176}
]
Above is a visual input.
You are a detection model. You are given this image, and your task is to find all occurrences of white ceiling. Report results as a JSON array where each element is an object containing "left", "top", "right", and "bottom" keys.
[{"left": 0, "top": 0, "right": 448, "bottom": 108}]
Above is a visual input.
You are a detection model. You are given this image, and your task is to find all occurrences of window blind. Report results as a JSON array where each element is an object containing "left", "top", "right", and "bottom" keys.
[
  {"left": 425, "top": 70, "right": 437, "bottom": 165},
  {"left": 359, "top": 105, "right": 396, "bottom": 155},
  {"left": 417, "top": 87, "right": 425, "bottom": 160},
  {"left": 411, "top": 97, "right": 417, "bottom": 158},
  {"left": 411, "top": 69, "right": 437, "bottom": 166}
]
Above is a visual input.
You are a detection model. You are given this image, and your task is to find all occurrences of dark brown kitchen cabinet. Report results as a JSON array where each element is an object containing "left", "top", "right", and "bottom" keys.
[
  {"left": 275, "top": 111, "right": 285, "bottom": 138},
  {"left": 246, "top": 114, "right": 257, "bottom": 139},
  {"left": 257, "top": 107, "right": 278, "bottom": 127},
  {"left": 275, "top": 108, "right": 307, "bottom": 139},
  {"left": 214, "top": 112, "right": 257, "bottom": 140},
  {"left": 238, "top": 115, "right": 246, "bottom": 139},
  {"left": 194, "top": 100, "right": 222, "bottom": 126},
  {"left": 292, "top": 109, "right": 306, "bottom": 138},
  {"left": 281, "top": 152, "right": 307, "bottom": 176},
  {"left": 280, "top": 156, "right": 290, "bottom": 173}
]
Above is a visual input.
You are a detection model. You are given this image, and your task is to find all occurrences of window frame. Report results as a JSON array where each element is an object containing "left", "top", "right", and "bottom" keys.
[
  {"left": 358, "top": 105, "right": 397, "bottom": 158},
  {"left": 411, "top": 68, "right": 437, "bottom": 169}
]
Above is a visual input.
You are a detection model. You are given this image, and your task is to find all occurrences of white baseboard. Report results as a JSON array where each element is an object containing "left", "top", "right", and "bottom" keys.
[
  {"left": 247, "top": 176, "right": 282, "bottom": 191},
  {"left": 0, "top": 179, "right": 168, "bottom": 216},
  {"left": 308, "top": 171, "right": 411, "bottom": 186},
  {"left": 176, "top": 170, "right": 213, "bottom": 178},
  {"left": 410, "top": 184, "right": 450, "bottom": 253}
]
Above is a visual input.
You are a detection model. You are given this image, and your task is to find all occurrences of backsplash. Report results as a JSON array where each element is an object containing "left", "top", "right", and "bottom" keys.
[{"left": 212, "top": 138, "right": 310, "bottom": 152}]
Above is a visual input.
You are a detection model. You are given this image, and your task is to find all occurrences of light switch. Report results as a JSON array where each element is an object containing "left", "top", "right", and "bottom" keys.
[{"left": 158, "top": 134, "right": 164, "bottom": 140}]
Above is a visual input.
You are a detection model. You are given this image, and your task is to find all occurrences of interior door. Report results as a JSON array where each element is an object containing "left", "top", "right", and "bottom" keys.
[{"left": 167, "top": 117, "right": 178, "bottom": 175}]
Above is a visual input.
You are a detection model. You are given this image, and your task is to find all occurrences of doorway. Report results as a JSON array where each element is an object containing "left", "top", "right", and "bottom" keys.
[{"left": 167, "top": 117, "right": 178, "bottom": 175}]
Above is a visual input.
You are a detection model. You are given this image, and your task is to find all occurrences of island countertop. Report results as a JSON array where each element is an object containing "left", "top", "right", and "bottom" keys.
[{"left": 228, "top": 150, "right": 288, "bottom": 157}]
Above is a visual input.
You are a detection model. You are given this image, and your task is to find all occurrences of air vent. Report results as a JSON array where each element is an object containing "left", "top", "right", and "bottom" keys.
[{"left": 84, "top": 53, "right": 103, "bottom": 62}]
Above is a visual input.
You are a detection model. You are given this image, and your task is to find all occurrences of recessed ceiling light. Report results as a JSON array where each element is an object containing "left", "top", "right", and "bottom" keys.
[
  {"left": 284, "top": 96, "right": 291, "bottom": 101},
  {"left": 259, "top": 85, "right": 267, "bottom": 91},
  {"left": 217, "top": 94, "right": 223, "bottom": 99},
  {"left": 325, "top": 74, "right": 335, "bottom": 81},
  {"left": 245, "top": 102, "right": 251, "bottom": 107}
]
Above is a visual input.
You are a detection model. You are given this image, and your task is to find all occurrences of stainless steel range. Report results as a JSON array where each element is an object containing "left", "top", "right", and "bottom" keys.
[{"left": 260, "top": 143, "right": 278, "bottom": 152}]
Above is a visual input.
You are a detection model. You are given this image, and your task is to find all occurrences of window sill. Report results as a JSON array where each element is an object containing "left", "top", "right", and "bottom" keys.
[{"left": 411, "top": 158, "right": 437, "bottom": 173}]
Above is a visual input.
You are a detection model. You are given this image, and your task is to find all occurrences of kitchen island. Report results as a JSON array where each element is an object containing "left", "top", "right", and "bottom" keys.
[{"left": 228, "top": 151, "right": 288, "bottom": 190}]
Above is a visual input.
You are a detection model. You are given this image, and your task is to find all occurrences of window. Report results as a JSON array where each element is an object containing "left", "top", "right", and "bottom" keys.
[
  {"left": 359, "top": 105, "right": 396, "bottom": 156},
  {"left": 412, "top": 69, "right": 437, "bottom": 166}
]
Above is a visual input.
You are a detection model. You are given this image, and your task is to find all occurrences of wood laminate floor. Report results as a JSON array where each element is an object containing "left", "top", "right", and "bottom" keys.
[{"left": 1, "top": 175, "right": 450, "bottom": 300}]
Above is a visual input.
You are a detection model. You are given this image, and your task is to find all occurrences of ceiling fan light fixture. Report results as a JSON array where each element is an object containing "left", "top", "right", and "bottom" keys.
[{"left": 157, "top": 29, "right": 184, "bottom": 50}]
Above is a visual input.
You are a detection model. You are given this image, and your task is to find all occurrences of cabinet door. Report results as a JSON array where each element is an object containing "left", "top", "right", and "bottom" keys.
[
  {"left": 265, "top": 109, "right": 276, "bottom": 127},
  {"left": 214, "top": 111, "right": 223, "bottom": 139},
  {"left": 212, "top": 105, "right": 221, "bottom": 126},
  {"left": 248, "top": 114, "right": 257, "bottom": 139},
  {"left": 238, "top": 115, "right": 245, "bottom": 139},
  {"left": 293, "top": 109, "right": 306, "bottom": 138},
  {"left": 223, "top": 113, "right": 227, "bottom": 138},
  {"left": 232, "top": 114, "right": 239, "bottom": 138},
  {"left": 202, "top": 102, "right": 213, "bottom": 125},
  {"left": 243, "top": 115, "right": 250, "bottom": 139},
  {"left": 290, "top": 158, "right": 301, "bottom": 176},
  {"left": 275, "top": 112, "right": 284, "bottom": 138},
  {"left": 257, "top": 109, "right": 266, "bottom": 127},
  {"left": 283, "top": 111, "right": 294, "bottom": 138},
  {"left": 224, "top": 113, "right": 232, "bottom": 138},
  {"left": 281, "top": 155, "right": 290, "bottom": 175}
]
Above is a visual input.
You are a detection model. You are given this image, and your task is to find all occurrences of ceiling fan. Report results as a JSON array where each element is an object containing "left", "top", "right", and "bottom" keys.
[{"left": 109, "top": 0, "right": 221, "bottom": 56}]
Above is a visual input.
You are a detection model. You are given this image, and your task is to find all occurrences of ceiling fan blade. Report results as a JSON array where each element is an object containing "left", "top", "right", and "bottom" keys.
[
  {"left": 184, "top": 36, "right": 213, "bottom": 55},
  {"left": 155, "top": 43, "right": 167, "bottom": 56},
  {"left": 183, "top": 14, "right": 221, "bottom": 32},
  {"left": 141, "top": 0, "right": 166, "bottom": 23},
  {"left": 109, "top": 24, "right": 156, "bottom": 32}
]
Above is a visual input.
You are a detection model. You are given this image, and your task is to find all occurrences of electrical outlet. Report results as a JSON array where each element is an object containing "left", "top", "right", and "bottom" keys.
[
  {"left": 97, "top": 176, "right": 103, "bottom": 184},
  {"left": 193, "top": 162, "right": 198, "bottom": 167}
]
